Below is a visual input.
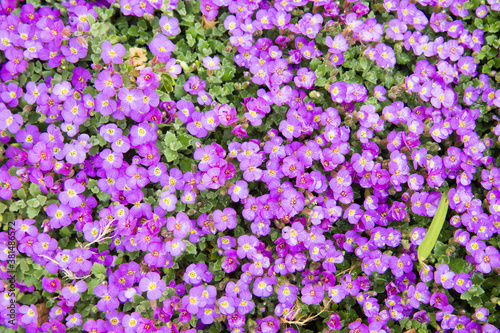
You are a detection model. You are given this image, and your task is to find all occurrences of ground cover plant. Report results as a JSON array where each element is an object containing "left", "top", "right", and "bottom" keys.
[{"left": 2, "top": 0, "right": 500, "bottom": 332}]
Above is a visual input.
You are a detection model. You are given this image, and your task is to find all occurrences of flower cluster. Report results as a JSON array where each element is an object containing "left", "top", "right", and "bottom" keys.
[{"left": 2, "top": 0, "right": 500, "bottom": 332}]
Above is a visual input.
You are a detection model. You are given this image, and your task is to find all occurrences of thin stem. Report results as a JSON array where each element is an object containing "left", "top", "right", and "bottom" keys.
[
  {"left": 335, "top": 262, "right": 360, "bottom": 277},
  {"left": 281, "top": 299, "right": 332, "bottom": 326},
  {"left": 83, "top": 220, "right": 115, "bottom": 249}
]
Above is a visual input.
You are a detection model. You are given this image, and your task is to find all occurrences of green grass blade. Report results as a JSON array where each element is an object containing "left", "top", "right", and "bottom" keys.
[{"left": 417, "top": 189, "right": 450, "bottom": 265}]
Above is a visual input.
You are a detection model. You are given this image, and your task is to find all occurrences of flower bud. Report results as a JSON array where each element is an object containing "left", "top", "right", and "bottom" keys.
[{"left": 309, "top": 91, "right": 321, "bottom": 99}]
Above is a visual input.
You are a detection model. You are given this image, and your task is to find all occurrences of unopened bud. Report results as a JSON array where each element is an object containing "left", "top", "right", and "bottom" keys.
[
  {"left": 309, "top": 91, "right": 321, "bottom": 99},
  {"left": 77, "top": 37, "right": 88, "bottom": 48}
]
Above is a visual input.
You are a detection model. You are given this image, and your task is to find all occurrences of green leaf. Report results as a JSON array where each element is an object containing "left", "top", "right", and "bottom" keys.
[
  {"left": 185, "top": 241, "right": 197, "bottom": 255},
  {"left": 186, "top": 34, "right": 195, "bottom": 47},
  {"left": 164, "top": 131, "right": 176, "bottom": 145},
  {"left": 177, "top": 133, "right": 192, "bottom": 148},
  {"left": 179, "top": 158, "right": 193, "bottom": 172},
  {"left": 27, "top": 206, "right": 41, "bottom": 219},
  {"left": 88, "top": 13, "right": 96, "bottom": 26},
  {"left": 163, "top": 148, "right": 178, "bottom": 162},
  {"left": 87, "top": 277, "right": 104, "bottom": 294},
  {"left": 37, "top": 195, "right": 47, "bottom": 207},
  {"left": 364, "top": 71, "right": 378, "bottom": 84},
  {"left": 26, "top": 198, "right": 40, "bottom": 208},
  {"left": 60, "top": 227, "right": 72, "bottom": 237},
  {"left": 128, "top": 26, "right": 139, "bottom": 37},
  {"left": 17, "top": 188, "right": 27, "bottom": 200},
  {"left": 9, "top": 200, "right": 25, "bottom": 212},
  {"left": 418, "top": 190, "right": 450, "bottom": 265},
  {"left": 133, "top": 294, "right": 144, "bottom": 303},
  {"left": 92, "top": 263, "right": 107, "bottom": 275},
  {"left": 97, "top": 191, "right": 110, "bottom": 202},
  {"left": 20, "top": 259, "right": 29, "bottom": 272}
]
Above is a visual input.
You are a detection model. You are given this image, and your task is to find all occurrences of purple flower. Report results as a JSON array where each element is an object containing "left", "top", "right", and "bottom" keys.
[
  {"left": 165, "top": 58, "right": 182, "bottom": 79},
  {"left": 137, "top": 67, "right": 160, "bottom": 90},
  {"left": 285, "top": 252, "right": 307, "bottom": 273},
  {"left": 386, "top": 19, "right": 407, "bottom": 40},
  {"left": 0, "top": 108, "right": 23, "bottom": 134},
  {"left": 20, "top": 305, "right": 37, "bottom": 325},
  {"left": 183, "top": 263, "right": 211, "bottom": 286},
  {"left": 182, "top": 285, "right": 207, "bottom": 314},
  {"left": 95, "top": 284, "right": 120, "bottom": 311},
  {"left": 258, "top": 316, "right": 280, "bottom": 333},
  {"left": 374, "top": 85, "right": 387, "bottom": 101},
  {"left": 476, "top": 4, "right": 489, "bottom": 18},
  {"left": 66, "top": 313, "right": 82, "bottom": 328},
  {"left": 166, "top": 238, "right": 186, "bottom": 256},
  {"left": 282, "top": 221, "right": 304, "bottom": 246},
  {"left": 159, "top": 16, "right": 180, "bottom": 36},
  {"left": 237, "top": 235, "right": 258, "bottom": 259},
  {"left": 61, "top": 38, "right": 87, "bottom": 63},
  {"left": 139, "top": 272, "right": 166, "bottom": 300},
  {"left": 61, "top": 280, "right": 87, "bottom": 302},
  {"left": 69, "top": 248, "right": 92, "bottom": 273},
  {"left": 329, "top": 285, "right": 348, "bottom": 303},
  {"left": 5, "top": 47, "right": 28, "bottom": 74},
  {"left": 375, "top": 43, "right": 396, "bottom": 68},
  {"left": 0, "top": 170, "right": 21, "bottom": 199},
  {"left": 203, "top": 56, "right": 221, "bottom": 70},
  {"left": 42, "top": 277, "right": 61, "bottom": 293},
  {"left": 294, "top": 68, "right": 315, "bottom": 89},
  {"left": 58, "top": 179, "right": 85, "bottom": 208},
  {"left": 222, "top": 249, "right": 239, "bottom": 273},
  {"left": 213, "top": 207, "right": 237, "bottom": 231},
  {"left": 101, "top": 41, "right": 126, "bottom": 64},
  {"left": 454, "top": 272, "right": 472, "bottom": 293},
  {"left": 123, "top": 312, "right": 143, "bottom": 333},
  {"left": 475, "top": 246, "right": 500, "bottom": 273},
  {"left": 253, "top": 277, "right": 274, "bottom": 297},
  {"left": 301, "top": 284, "right": 324, "bottom": 305},
  {"left": 184, "top": 76, "right": 206, "bottom": 95},
  {"left": 228, "top": 180, "right": 249, "bottom": 202},
  {"left": 475, "top": 308, "right": 489, "bottom": 322},
  {"left": 434, "top": 264, "right": 456, "bottom": 289},
  {"left": 218, "top": 296, "right": 236, "bottom": 315},
  {"left": 94, "top": 70, "right": 123, "bottom": 97},
  {"left": 149, "top": 34, "right": 175, "bottom": 62},
  {"left": 82, "top": 221, "right": 101, "bottom": 242},
  {"left": 278, "top": 284, "right": 298, "bottom": 306}
]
